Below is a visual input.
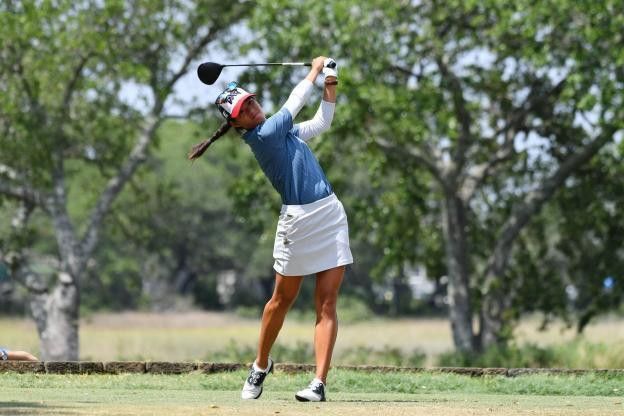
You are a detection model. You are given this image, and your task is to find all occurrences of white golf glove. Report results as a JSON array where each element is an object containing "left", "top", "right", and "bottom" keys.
[{"left": 323, "top": 58, "right": 338, "bottom": 79}]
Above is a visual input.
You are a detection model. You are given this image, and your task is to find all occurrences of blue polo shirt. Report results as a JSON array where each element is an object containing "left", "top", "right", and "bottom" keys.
[{"left": 242, "top": 108, "right": 333, "bottom": 205}]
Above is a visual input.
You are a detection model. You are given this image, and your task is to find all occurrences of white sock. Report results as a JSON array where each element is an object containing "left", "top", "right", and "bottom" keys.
[
  {"left": 312, "top": 377, "right": 325, "bottom": 386},
  {"left": 252, "top": 360, "right": 269, "bottom": 372}
]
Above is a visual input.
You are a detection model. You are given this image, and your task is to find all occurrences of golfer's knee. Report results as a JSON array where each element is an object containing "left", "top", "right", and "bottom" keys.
[
  {"left": 316, "top": 297, "right": 338, "bottom": 320},
  {"left": 268, "top": 291, "right": 297, "bottom": 311}
]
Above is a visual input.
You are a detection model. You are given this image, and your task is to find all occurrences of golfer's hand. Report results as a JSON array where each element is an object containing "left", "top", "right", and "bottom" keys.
[
  {"left": 311, "top": 56, "right": 326, "bottom": 73},
  {"left": 322, "top": 58, "right": 337, "bottom": 79}
]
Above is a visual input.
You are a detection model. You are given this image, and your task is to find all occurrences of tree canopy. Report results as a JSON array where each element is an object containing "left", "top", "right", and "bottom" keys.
[
  {"left": 239, "top": 0, "right": 624, "bottom": 350},
  {"left": 1, "top": 0, "right": 622, "bottom": 359}
]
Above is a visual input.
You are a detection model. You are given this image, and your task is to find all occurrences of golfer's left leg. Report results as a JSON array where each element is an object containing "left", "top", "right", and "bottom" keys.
[{"left": 313, "top": 265, "right": 345, "bottom": 383}]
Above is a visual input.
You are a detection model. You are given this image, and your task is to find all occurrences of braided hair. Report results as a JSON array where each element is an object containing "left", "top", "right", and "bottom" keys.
[{"left": 187, "top": 122, "right": 231, "bottom": 160}]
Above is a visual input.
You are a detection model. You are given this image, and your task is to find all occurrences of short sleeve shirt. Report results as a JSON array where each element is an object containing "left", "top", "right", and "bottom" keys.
[{"left": 242, "top": 109, "right": 333, "bottom": 205}]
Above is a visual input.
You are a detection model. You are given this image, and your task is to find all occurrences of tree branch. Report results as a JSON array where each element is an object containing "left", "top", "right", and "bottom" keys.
[
  {"left": 4, "top": 254, "right": 49, "bottom": 295},
  {"left": 390, "top": 64, "right": 419, "bottom": 79},
  {"left": 60, "top": 53, "right": 93, "bottom": 123},
  {"left": 0, "top": 203, "right": 49, "bottom": 295},
  {"left": 0, "top": 163, "right": 21, "bottom": 181},
  {"left": 436, "top": 56, "right": 472, "bottom": 175},
  {"left": 478, "top": 121, "right": 618, "bottom": 347},
  {"left": 374, "top": 137, "right": 446, "bottom": 185},
  {"left": 0, "top": 178, "right": 47, "bottom": 208},
  {"left": 493, "top": 77, "right": 567, "bottom": 140},
  {"left": 164, "top": 7, "right": 250, "bottom": 94},
  {"left": 9, "top": 45, "right": 47, "bottom": 123},
  {"left": 459, "top": 133, "right": 516, "bottom": 202},
  {"left": 80, "top": 115, "right": 161, "bottom": 258},
  {"left": 390, "top": 62, "right": 425, "bottom": 83},
  {"left": 460, "top": 77, "right": 568, "bottom": 202},
  {"left": 483, "top": 123, "right": 619, "bottom": 286},
  {"left": 81, "top": 6, "right": 251, "bottom": 261}
]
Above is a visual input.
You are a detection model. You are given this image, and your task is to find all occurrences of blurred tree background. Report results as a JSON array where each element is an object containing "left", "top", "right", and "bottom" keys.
[{"left": 1, "top": 0, "right": 623, "bottom": 360}]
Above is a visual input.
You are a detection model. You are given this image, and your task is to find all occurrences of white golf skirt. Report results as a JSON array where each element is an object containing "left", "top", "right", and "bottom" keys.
[{"left": 273, "top": 193, "right": 353, "bottom": 276}]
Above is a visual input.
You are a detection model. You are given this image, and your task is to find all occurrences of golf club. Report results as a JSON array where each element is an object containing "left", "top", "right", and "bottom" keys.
[{"left": 197, "top": 61, "right": 312, "bottom": 85}]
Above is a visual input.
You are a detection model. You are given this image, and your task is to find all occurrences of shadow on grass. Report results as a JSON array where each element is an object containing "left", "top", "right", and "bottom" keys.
[
  {"left": 333, "top": 399, "right": 425, "bottom": 403},
  {"left": 275, "top": 398, "right": 448, "bottom": 404},
  {"left": 0, "top": 401, "right": 76, "bottom": 415}
]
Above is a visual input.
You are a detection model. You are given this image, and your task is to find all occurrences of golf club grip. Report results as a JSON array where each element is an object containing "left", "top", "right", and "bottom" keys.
[{"left": 224, "top": 63, "right": 312, "bottom": 67}]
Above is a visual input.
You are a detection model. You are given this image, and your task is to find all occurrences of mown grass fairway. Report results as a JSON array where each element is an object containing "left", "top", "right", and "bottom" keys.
[{"left": 1, "top": 371, "right": 622, "bottom": 415}]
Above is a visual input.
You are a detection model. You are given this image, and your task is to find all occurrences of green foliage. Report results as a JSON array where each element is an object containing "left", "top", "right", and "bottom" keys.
[
  {"left": 80, "top": 119, "right": 267, "bottom": 311},
  {"left": 505, "top": 146, "right": 624, "bottom": 330},
  {"left": 339, "top": 345, "right": 426, "bottom": 367},
  {"left": 0, "top": 0, "right": 144, "bottom": 185},
  {"left": 336, "top": 295, "right": 376, "bottom": 324},
  {"left": 438, "top": 343, "right": 558, "bottom": 368},
  {"left": 207, "top": 338, "right": 426, "bottom": 367},
  {"left": 244, "top": 0, "right": 624, "bottom": 344},
  {"left": 437, "top": 339, "right": 624, "bottom": 369},
  {"left": 0, "top": 1, "right": 256, "bottom": 318},
  {"left": 208, "top": 339, "right": 314, "bottom": 364},
  {"left": 2, "top": 0, "right": 623, "bottom": 345}
]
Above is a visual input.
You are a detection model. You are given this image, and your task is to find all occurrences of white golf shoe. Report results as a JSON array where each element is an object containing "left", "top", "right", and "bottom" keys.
[
  {"left": 295, "top": 378, "right": 326, "bottom": 402},
  {"left": 241, "top": 358, "right": 274, "bottom": 400}
]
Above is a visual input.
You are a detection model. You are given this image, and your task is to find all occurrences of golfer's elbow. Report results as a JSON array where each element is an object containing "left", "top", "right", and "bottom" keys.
[{"left": 317, "top": 118, "right": 333, "bottom": 135}]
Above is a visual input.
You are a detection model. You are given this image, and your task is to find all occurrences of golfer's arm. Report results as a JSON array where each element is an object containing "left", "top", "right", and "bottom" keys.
[
  {"left": 281, "top": 65, "right": 324, "bottom": 118},
  {"left": 296, "top": 77, "right": 337, "bottom": 141},
  {"left": 281, "top": 79, "right": 314, "bottom": 118},
  {"left": 295, "top": 100, "right": 335, "bottom": 142},
  {"left": 323, "top": 78, "right": 337, "bottom": 103}
]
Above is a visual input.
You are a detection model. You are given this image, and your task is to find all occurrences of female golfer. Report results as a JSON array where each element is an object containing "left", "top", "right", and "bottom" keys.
[{"left": 189, "top": 56, "right": 352, "bottom": 402}]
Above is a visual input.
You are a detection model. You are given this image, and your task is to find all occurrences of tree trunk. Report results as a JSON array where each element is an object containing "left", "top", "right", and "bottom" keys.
[
  {"left": 442, "top": 194, "right": 475, "bottom": 351},
  {"left": 478, "top": 270, "right": 513, "bottom": 349},
  {"left": 477, "top": 130, "right": 615, "bottom": 350},
  {"left": 30, "top": 274, "right": 79, "bottom": 361},
  {"left": 0, "top": 5, "right": 249, "bottom": 362}
]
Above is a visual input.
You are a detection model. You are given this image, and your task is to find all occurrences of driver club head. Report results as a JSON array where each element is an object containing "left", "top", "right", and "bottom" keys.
[{"left": 197, "top": 62, "right": 224, "bottom": 85}]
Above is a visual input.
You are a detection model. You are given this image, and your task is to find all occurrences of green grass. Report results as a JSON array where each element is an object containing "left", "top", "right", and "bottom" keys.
[
  {"left": 4, "top": 370, "right": 623, "bottom": 396},
  {"left": 1, "top": 371, "right": 622, "bottom": 416}
]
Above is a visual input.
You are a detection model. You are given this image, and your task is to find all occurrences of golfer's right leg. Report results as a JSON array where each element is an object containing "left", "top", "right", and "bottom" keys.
[{"left": 242, "top": 273, "right": 303, "bottom": 399}]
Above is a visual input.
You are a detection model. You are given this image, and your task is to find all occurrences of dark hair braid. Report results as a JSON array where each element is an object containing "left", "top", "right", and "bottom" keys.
[{"left": 187, "top": 122, "right": 231, "bottom": 160}]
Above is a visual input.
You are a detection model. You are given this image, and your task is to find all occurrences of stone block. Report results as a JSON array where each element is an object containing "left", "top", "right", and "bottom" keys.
[
  {"left": 0, "top": 361, "right": 45, "bottom": 373},
  {"left": 104, "top": 361, "right": 146, "bottom": 374},
  {"left": 45, "top": 361, "right": 80, "bottom": 374},
  {"left": 146, "top": 362, "right": 196, "bottom": 374},
  {"left": 79, "top": 361, "right": 105, "bottom": 374}
]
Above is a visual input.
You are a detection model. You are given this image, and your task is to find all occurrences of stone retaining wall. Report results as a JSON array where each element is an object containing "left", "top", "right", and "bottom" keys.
[{"left": 1, "top": 361, "right": 622, "bottom": 376}]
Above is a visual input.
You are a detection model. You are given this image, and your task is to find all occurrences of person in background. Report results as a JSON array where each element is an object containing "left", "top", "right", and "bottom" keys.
[{"left": 0, "top": 347, "right": 38, "bottom": 361}]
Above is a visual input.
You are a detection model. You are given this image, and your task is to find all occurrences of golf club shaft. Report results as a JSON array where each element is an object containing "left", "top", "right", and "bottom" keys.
[{"left": 223, "top": 62, "right": 312, "bottom": 67}]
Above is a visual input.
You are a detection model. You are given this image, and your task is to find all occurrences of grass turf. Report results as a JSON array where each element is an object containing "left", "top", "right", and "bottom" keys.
[{"left": 1, "top": 370, "right": 622, "bottom": 416}]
